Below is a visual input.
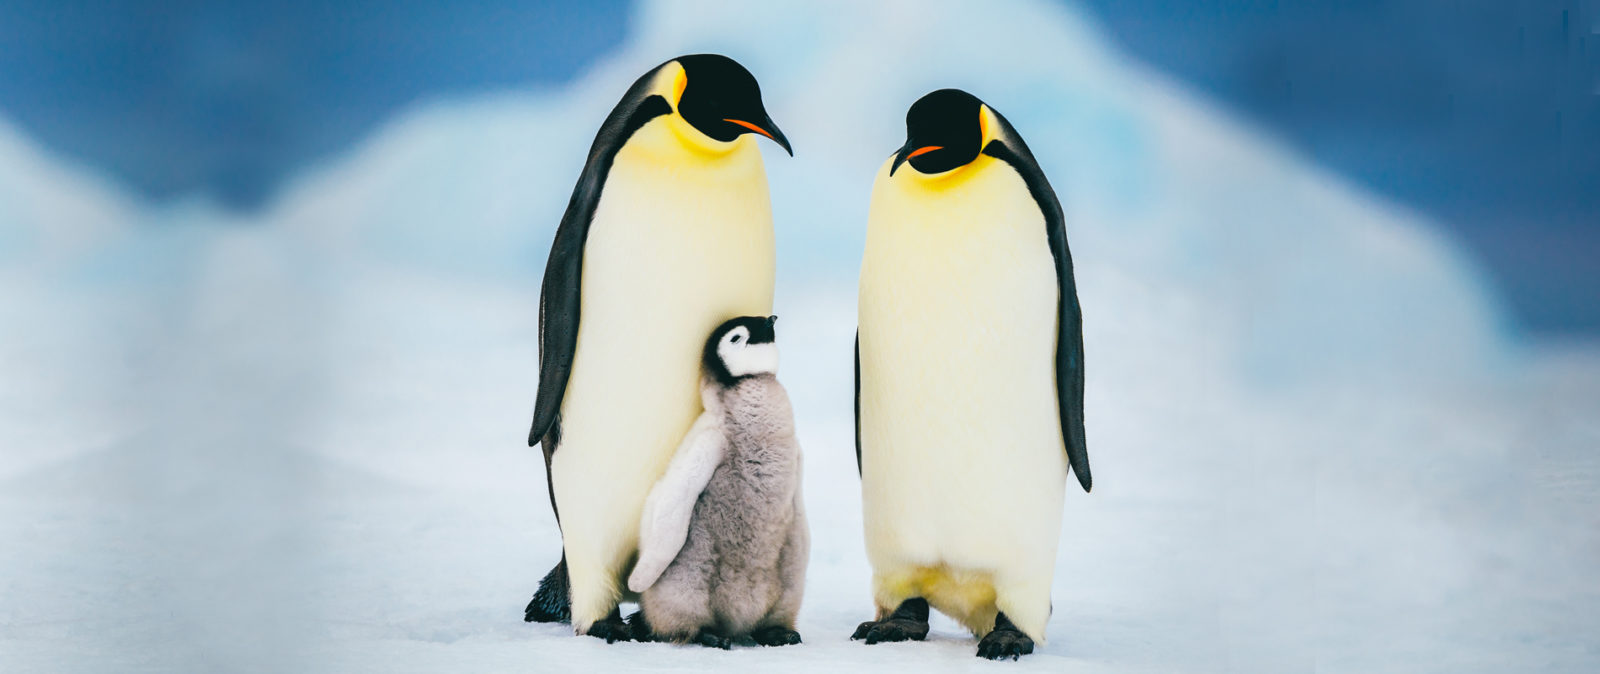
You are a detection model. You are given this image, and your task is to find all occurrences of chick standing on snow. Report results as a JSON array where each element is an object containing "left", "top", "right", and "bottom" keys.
[{"left": 625, "top": 316, "right": 808, "bottom": 649}]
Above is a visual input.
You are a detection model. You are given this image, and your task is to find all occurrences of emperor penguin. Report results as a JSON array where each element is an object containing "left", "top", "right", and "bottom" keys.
[
  {"left": 625, "top": 316, "right": 808, "bottom": 649},
  {"left": 852, "top": 89, "right": 1090, "bottom": 660},
  {"left": 522, "top": 54, "right": 792, "bottom": 641}
]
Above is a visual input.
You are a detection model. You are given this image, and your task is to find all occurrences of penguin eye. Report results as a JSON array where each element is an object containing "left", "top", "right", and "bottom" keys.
[{"left": 731, "top": 334, "right": 743, "bottom": 344}]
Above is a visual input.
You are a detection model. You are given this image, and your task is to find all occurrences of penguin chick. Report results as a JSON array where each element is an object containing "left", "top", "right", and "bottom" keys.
[{"left": 626, "top": 316, "right": 808, "bottom": 648}]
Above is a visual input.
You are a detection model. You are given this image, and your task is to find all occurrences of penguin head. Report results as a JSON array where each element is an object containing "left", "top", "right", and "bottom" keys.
[
  {"left": 666, "top": 54, "right": 792, "bottom": 156},
  {"left": 704, "top": 315, "right": 780, "bottom": 386},
  {"left": 890, "top": 88, "right": 998, "bottom": 177}
]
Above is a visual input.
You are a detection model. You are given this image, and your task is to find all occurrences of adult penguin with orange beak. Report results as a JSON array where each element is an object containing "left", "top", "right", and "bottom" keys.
[
  {"left": 853, "top": 89, "right": 1090, "bottom": 660},
  {"left": 522, "top": 54, "right": 791, "bottom": 641}
]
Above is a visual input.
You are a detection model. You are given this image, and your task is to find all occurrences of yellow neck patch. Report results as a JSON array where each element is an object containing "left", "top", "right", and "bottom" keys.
[
  {"left": 646, "top": 60, "right": 743, "bottom": 158},
  {"left": 978, "top": 104, "right": 1004, "bottom": 147}
]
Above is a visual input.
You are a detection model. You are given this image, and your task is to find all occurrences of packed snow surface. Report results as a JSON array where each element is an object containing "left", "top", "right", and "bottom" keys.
[{"left": 3, "top": 1, "right": 1596, "bottom": 672}]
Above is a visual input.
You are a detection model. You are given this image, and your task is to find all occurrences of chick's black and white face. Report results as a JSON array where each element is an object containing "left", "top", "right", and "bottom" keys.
[{"left": 705, "top": 316, "right": 779, "bottom": 383}]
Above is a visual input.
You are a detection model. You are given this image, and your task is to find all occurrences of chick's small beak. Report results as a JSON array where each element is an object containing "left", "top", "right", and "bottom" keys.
[{"left": 724, "top": 116, "right": 793, "bottom": 156}]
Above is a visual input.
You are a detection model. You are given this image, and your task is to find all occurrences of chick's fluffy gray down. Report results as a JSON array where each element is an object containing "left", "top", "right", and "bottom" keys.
[{"left": 640, "top": 374, "right": 807, "bottom": 641}]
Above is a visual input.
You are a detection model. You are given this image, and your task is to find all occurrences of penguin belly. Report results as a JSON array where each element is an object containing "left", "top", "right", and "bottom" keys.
[
  {"left": 552, "top": 123, "right": 775, "bottom": 632},
  {"left": 858, "top": 156, "right": 1068, "bottom": 642}
]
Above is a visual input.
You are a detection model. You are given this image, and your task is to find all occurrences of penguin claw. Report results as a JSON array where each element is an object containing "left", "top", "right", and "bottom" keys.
[
  {"left": 975, "top": 628, "right": 1034, "bottom": 660},
  {"left": 852, "top": 598, "right": 932, "bottom": 645},
  {"left": 751, "top": 625, "right": 802, "bottom": 647},
  {"left": 583, "top": 611, "right": 634, "bottom": 644},
  {"left": 694, "top": 630, "right": 732, "bottom": 650},
  {"left": 851, "top": 617, "right": 929, "bottom": 644},
  {"left": 624, "top": 610, "right": 657, "bottom": 642}
]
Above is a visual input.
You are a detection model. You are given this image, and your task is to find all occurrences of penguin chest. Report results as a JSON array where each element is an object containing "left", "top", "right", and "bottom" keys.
[
  {"left": 552, "top": 130, "right": 775, "bottom": 573},
  {"left": 857, "top": 157, "right": 1068, "bottom": 569}
]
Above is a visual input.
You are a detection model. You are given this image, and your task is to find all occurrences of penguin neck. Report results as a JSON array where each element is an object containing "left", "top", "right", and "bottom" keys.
[
  {"left": 703, "top": 372, "right": 772, "bottom": 400},
  {"left": 701, "top": 376, "right": 775, "bottom": 418},
  {"left": 642, "top": 60, "right": 752, "bottom": 160},
  {"left": 621, "top": 116, "right": 761, "bottom": 169},
  {"left": 709, "top": 375, "right": 794, "bottom": 446},
  {"left": 666, "top": 115, "right": 755, "bottom": 159},
  {"left": 891, "top": 152, "right": 1003, "bottom": 196}
]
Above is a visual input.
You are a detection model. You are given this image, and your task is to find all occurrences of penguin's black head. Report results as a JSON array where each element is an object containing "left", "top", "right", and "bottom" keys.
[
  {"left": 674, "top": 54, "right": 792, "bottom": 156},
  {"left": 703, "top": 315, "right": 780, "bottom": 386},
  {"left": 891, "top": 88, "right": 987, "bottom": 176}
]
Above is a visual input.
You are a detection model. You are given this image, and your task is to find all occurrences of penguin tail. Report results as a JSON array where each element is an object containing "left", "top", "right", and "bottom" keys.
[{"left": 523, "top": 556, "right": 572, "bottom": 623}]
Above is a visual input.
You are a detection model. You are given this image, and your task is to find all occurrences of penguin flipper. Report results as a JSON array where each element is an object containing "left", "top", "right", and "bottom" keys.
[
  {"left": 628, "top": 412, "right": 726, "bottom": 593},
  {"left": 853, "top": 332, "right": 862, "bottom": 476},
  {"left": 1054, "top": 259, "right": 1089, "bottom": 493},
  {"left": 983, "top": 134, "right": 1090, "bottom": 493},
  {"left": 527, "top": 67, "right": 674, "bottom": 449}
]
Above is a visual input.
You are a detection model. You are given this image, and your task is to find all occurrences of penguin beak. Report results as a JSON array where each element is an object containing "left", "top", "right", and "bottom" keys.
[
  {"left": 890, "top": 141, "right": 942, "bottom": 176},
  {"left": 724, "top": 115, "right": 793, "bottom": 156},
  {"left": 766, "top": 315, "right": 778, "bottom": 328}
]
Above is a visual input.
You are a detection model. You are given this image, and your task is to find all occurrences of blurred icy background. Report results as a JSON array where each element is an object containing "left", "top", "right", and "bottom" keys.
[{"left": 2, "top": 1, "right": 1596, "bottom": 672}]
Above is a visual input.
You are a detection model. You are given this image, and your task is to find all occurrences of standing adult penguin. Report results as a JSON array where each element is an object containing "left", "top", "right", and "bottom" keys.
[
  {"left": 852, "top": 89, "right": 1090, "bottom": 660},
  {"left": 522, "top": 54, "right": 792, "bottom": 641}
]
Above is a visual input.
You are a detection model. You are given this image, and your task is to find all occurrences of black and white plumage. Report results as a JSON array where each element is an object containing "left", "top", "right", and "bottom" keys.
[
  {"left": 520, "top": 54, "right": 791, "bottom": 637},
  {"left": 854, "top": 88, "right": 1089, "bottom": 660}
]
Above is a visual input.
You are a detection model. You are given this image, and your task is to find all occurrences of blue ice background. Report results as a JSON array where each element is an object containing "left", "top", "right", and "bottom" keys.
[{"left": 0, "top": 0, "right": 1595, "bottom": 332}]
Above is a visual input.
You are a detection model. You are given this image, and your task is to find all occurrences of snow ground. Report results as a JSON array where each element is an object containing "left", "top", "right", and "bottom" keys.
[{"left": 4, "top": 0, "right": 1598, "bottom": 672}]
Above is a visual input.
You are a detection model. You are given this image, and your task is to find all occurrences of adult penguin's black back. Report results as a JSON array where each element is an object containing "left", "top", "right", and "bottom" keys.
[
  {"left": 975, "top": 106, "right": 1090, "bottom": 492},
  {"left": 523, "top": 66, "right": 670, "bottom": 625}
]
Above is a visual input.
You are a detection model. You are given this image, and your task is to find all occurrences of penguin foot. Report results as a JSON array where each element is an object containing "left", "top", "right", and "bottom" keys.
[
  {"left": 975, "top": 612, "right": 1034, "bottom": 661},
  {"left": 751, "top": 625, "right": 802, "bottom": 647},
  {"left": 583, "top": 609, "right": 634, "bottom": 644},
  {"left": 852, "top": 618, "right": 929, "bottom": 644},
  {"left": 624, "top": 610, "right": 657, "bottom": 642},
  {"left": 851, "top": 597, "right": 930, "bottom": 644},
  {"left": 693, "top": 629, "right": 732, "bottom": 650},
  {"left": 523, "top": 558, "right": 571, "bottom": 623}
]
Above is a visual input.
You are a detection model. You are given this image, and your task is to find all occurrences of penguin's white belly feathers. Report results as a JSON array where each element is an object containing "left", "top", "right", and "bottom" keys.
[
  {"left": 551, "top": 120, "right": 774, "bottom": 628},
  {"left": 858, "top": 155, "right": 1067, "bottom": 638}
]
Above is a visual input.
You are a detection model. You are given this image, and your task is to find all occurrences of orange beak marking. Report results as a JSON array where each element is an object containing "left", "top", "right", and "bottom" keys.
[
  {"left": 724, "top": 118, "right": 776, "bottom": 141},
  {"left": 907, "top": 145, "right": 943, "bottom": 159}
]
